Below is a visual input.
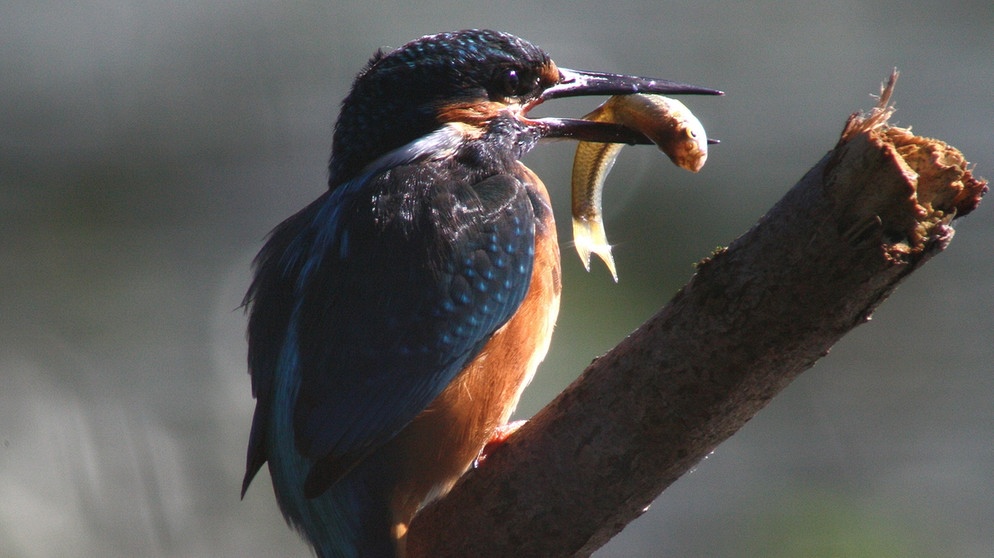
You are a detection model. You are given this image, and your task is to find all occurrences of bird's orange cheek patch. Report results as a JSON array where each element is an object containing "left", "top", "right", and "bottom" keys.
[
  {"left": 437, "top": 102, "right": 506, "bottom": 130},
  {"left": 539, "top": 61, "right": 560, "bottom": 89}
]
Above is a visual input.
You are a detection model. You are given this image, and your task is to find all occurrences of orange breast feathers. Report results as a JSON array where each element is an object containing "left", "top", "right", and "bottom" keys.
[{"left": 384, "top": 162, "right": 562, "bottom": 547}]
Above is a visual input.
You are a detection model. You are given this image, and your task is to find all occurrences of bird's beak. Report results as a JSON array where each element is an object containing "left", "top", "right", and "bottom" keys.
[{"left": 525, "top": 67, "right": 722, "bottom": 145}]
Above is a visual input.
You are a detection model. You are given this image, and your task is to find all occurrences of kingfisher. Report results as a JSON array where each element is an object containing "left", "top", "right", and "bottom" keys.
[{"left": 241, "top": 29, "right": 720, "bottom": 558}]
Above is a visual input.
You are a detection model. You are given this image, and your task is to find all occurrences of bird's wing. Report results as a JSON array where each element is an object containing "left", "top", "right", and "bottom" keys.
[{"left": 243, "top": 166, "right": 537, "bottom": 496}]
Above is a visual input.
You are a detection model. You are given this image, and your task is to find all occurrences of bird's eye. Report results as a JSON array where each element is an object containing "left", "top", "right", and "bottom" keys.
[
  {"left": 504, "top": 69, "right": 521, "bottom": 94},
  {"left": 493, "top": 67, "right": 535, "bottom": 99}
]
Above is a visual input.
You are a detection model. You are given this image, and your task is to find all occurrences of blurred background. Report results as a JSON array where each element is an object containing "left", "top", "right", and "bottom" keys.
[{"left": 2, "top": 2, "right": 992, "bottom": 556}]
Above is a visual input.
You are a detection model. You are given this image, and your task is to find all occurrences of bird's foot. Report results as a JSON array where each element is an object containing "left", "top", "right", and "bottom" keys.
[{"left": 474, "top": 420, "right": 528, "bottom": 468}]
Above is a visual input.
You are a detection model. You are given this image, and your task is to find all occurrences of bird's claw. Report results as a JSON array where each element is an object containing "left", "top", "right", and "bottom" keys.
[{"left": 474, "top": 420, "right": 528, "bottom": 467}]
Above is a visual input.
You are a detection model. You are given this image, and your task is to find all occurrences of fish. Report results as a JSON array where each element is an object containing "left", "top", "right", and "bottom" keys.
[{"left": 571, "top": 93, "right": 709, "bottom": 281}]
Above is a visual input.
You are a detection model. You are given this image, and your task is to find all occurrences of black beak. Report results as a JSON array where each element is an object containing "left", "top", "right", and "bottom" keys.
[
  {"left": 525, "top": 67, "right": 722, "bottom": 145},
  {"left": 543, "top": 68, "right": 723, "bottom": 100}
]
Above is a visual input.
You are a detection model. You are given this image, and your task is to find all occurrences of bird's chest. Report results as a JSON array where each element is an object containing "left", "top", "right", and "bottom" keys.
[{"left": 382, "top": 162, "right": 561, "bottom": 521}]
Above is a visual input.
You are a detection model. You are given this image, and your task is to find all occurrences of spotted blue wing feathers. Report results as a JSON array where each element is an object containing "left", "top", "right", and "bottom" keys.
[{"left": 243, "top": 166, "right": 536, "bottom": 499}]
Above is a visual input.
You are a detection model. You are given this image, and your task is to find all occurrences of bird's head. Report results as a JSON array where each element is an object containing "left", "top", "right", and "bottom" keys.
[{"left": 329, "top": 29, "right": 721, "bottom": 187}]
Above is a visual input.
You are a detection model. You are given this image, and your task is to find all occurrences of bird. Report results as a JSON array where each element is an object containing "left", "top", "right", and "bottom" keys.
[{"left": 240, "top": 29, "right": 721, "bottom": 558}]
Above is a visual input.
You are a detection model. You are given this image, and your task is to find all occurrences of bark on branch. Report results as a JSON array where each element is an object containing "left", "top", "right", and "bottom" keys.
[{"left": 407, "top": 73, "right": 987, "bottom": 558}]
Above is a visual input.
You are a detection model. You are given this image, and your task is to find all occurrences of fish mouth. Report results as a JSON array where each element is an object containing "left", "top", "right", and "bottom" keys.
[{"left": 523, "top": 67, "right": 722, "bottom": 144}]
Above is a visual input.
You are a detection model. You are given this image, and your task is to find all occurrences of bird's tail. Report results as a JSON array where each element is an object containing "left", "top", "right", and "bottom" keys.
[
  {"left": 270, "top": 437, "right": 399, "bottom": 558},
  {"left": 265, "top": 339, "right": 399, "bottom": 558}
]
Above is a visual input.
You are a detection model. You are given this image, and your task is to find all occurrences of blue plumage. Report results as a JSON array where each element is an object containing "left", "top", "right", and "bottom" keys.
[
  {"left": 242, "top": 28, "right": 720, "bottom": 558},
  {"left": 243, "top": 122, "right": 538, "bottom": 556}
]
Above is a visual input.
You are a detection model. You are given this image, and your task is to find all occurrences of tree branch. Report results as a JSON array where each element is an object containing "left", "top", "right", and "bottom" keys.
[{"left": 407, "top": 73, "right": 987, "bottom": 558}]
